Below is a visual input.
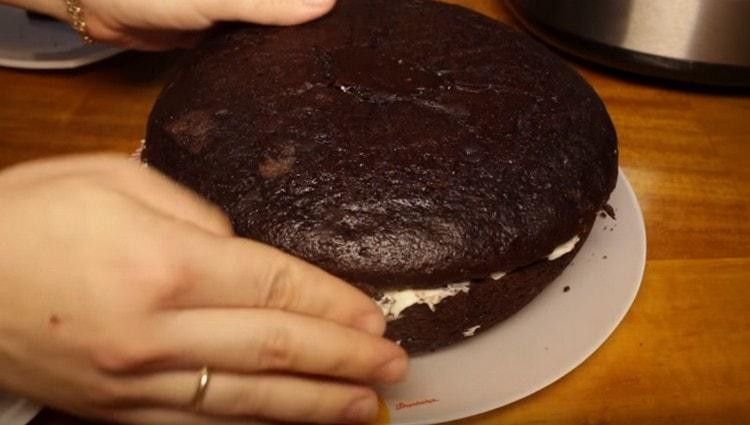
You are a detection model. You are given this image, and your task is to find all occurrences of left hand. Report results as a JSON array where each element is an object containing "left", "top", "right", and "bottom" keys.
[{"left": 0, "top": 154, "right": 406, "bottom": 425}]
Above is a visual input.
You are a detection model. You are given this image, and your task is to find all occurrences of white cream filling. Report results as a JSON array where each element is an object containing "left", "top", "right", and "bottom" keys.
[
  {"left": 490, "top": 271, "right": 506, "bottom": 280},
  {"left": 375, "top": 272, "right": 507, "bottom": 321},
  {"left": 376, "top": 282, "right": 470, "bottom": 321},
  {"left": 463, "top": 325, "right": 481, "bottom": 337},
  {"left": 374, "top": 234, "right": 582, "bottom": 321},
  {"left": 134, "top": 139, "right": 149, "bottom": 168},
  {"left": 547, "top": 235, "right": 581, "bottom": 261}
]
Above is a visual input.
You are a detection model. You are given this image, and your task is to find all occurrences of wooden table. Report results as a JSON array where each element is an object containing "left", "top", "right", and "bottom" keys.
[{"left": 2, "top": 1, "right": 749, "bottom": 424}]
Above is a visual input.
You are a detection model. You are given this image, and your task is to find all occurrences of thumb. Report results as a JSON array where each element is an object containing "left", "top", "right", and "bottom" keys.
[{"left": 201, "top": 0, "right": 338, "bottom": 26}]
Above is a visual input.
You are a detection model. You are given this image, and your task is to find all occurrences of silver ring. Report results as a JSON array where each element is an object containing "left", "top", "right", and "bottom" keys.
[{"left": 190, "top": 366, "right": 211, "bottom": 410}]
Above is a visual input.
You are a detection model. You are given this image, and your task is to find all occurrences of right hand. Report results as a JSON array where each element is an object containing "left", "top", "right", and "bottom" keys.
[
  {"left": 0, "top": 154, "right": 407, "bottom": 424},
  {"left": 7, "top": 0, "right": 337, "bottom": 50}
]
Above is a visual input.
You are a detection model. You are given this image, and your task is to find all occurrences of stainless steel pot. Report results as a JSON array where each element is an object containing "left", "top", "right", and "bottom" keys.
[{"left": 506, "top": 0, "right": 750, "bottom": 87}]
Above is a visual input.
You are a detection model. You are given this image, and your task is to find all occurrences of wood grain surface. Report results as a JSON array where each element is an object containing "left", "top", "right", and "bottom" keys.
[{"left": 1, "top": 1, "right": 749, "bottom": 424}]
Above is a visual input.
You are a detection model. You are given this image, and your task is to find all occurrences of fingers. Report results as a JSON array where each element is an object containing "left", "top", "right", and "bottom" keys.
[
  {"left": 120, "top": 371, "right": 378, "bottom": 424},
  {"left": 0, "top": 154, "right": 232, "bottom": 237},
  {"left": 170, "top": 231, "right": 386, "bottom": 335},
  {"left": 200, "top": 0, "right": 338, "bottom": 26},
  {"left": 93, "top": 29, "right": 208, "bottom": 51},
  {"left": 154, "top": 308, "right": 407, "bottom": 384},
  {"left": 107, "top": 408, "right": 264, "bottom": 425},
  {"left": 103, "top": 164, "right": 233, "bottom": 237}
]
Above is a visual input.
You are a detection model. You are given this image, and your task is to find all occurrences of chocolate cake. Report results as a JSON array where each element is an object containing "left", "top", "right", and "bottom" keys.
[{"left": 144, "top": 0, "right": 618, "bottom": 353}]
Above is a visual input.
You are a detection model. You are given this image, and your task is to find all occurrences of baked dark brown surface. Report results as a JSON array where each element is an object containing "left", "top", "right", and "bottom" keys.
[{"left": 144, "top": 0, "right": 617, "bottom": 291}]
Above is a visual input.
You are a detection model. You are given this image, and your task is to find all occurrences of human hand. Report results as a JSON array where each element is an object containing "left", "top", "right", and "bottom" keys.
[
  {"left": 0, "top": 154, "right": 406, "bottom": 424},
  {"left": 8, "top": 0, "right": 336, "bottom": 50}
]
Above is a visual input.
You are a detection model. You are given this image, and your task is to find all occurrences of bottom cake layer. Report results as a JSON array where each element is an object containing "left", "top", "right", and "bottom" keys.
[{"left": 382, "top": 229, "right": 589, "bottom": 354}]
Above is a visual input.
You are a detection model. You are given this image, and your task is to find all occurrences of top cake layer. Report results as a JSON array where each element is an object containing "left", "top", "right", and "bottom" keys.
[{"left": 144, "top": 0, "right": 618, "bottom": 289}]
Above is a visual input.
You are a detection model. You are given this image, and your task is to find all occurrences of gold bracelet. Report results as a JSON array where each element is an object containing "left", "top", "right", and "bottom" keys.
[{"left": 64, "top": 0, "right": 94, "bottom": 44}]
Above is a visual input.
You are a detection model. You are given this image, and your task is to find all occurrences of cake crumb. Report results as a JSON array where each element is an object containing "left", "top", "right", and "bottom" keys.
[
  {"left": 602, "top": 255, "right": 608, "bottom": 260},
  {"left": 603, "top": 204, "right": 616, "bottom": 219},
  {"left": 563, "top": 286, "right": 570, "bottom": 292}
]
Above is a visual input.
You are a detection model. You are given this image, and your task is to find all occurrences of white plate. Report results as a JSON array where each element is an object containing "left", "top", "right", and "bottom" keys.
[
  {"left": 380, "top": 169, "right": 646, "bottom": 424},
  {"left": 0, "top": 4, "right": 122, "bottom": 69},
  {"left": 0, "top": 393, "right": 41, "bottom": 425}
]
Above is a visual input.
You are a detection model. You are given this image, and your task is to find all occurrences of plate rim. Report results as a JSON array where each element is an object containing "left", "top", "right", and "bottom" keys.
[
  {"left": 0, "top": 47, "right": 124, "bottom": 70},
  {"left": 0, "top": 4, "right": 124, "bottom": 70},
  {"left": 386, "top": 168, "right": 647, "bottom": 424},
  {"left": 0, "top": 394, "right": 42, "bottom": 425}
]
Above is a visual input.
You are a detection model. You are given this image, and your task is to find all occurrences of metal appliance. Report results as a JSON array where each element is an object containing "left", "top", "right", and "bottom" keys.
[{"left": 506, "top": 0, "right": 750, "bottom": 87}]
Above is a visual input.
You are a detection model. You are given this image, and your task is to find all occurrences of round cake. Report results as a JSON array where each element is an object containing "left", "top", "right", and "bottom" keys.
[{"left": 144, "top": 0, "right": 618, "bottom": 353}]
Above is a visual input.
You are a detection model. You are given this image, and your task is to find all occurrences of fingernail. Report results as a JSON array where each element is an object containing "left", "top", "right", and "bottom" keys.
[
  {"left": 343, "top": 394, "right": 378, "bottom": 423},
  {"left": 355, "top": 311, "right": 386, "bottom": 336},
  {"left": 375, "top": 356, "right": 408, "bottom": 383}
]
